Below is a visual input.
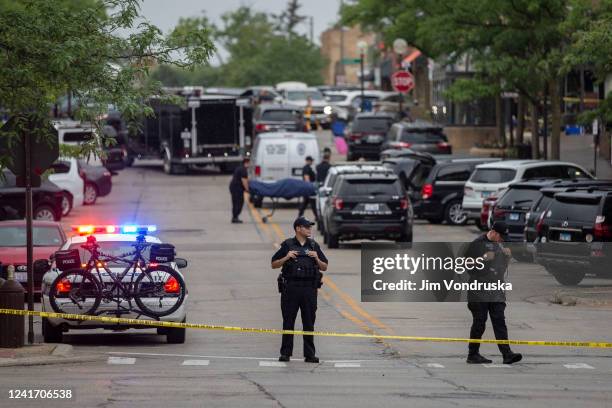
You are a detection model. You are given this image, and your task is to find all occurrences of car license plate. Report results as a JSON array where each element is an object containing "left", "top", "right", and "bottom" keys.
[
  {"left": 15, "top": 272, "right": 28, "bottom": 282},
  {"left": 366, "top": 135, "right": 382, "bottom": 143},
  {"left": 509, "top": 213, "right": 520, "bottom": 221},
  {"left": 559, "top": 232, "right": 572, "bottom": 241},
  {"left": 365, "top": 204, "right": 380, "bottom": 212},
  {"left": 481, "top": 191, "right": 492, "bottom": 198}
]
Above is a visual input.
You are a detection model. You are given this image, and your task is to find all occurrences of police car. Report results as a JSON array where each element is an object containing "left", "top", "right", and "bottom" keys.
[{"left": 40, "top": 225, "right": 189, "bottom": 344}]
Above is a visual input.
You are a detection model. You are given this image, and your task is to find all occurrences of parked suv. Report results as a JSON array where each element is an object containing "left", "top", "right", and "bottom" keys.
[
  {"left": 252, "top": 104, "right": 304, "bottom": 138},
  {"left": 345, "top": 112, "right": 396, "bottom": 160},
  {"left": 382, "top": 120, "right": 451, "bottom": 155},
  {"left": 414, "top": 158, "right": 500, "bottom": 225},
  {"left": 462, "top": 160, "right": 593, "bottom": 225},
  {"left": 535, "top": 188, "right": 612, "bottom": 285},
  {"left": 323, "top": 172, "right": 413, "bottom": 248}
]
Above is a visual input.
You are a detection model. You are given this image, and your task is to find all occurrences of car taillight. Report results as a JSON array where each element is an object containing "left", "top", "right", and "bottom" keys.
[
  {"left": 535, "top": 212, "right": 546, "bottom": 234},
  {"left": 56, "top": 278, "right": 71, "bottom": 293},
  {"left": 333, "top": 197, "right": 344, "bottom": 210},
  {"left": 421, "top": 183, "right": 433, "bottom": 200},
  {"left": 594, "top": 215, "right": 611, "bottom": 239},
  {"left": 164, "top": 276, "right": 180, "bottom": 293},
  {"left": 348, "top": 132, "right": 363, "bottom": 141},
  {"left": 255, "top": 165, "right": 261, "bottom": 176},
  {"left": 437, "top": 141, "right": 450, "bottom": 150},
  {"left": 397, "top": 142, "right": 412, "bottom": 149},
  {"left": 255, "top": 123, "right": 269, "bottom": 132},
  {"left": 400, "top": 198, "right": 409, "bottom": 210},
  {"left": 493, "top": 207, "right": 506, "bottom": 218}
]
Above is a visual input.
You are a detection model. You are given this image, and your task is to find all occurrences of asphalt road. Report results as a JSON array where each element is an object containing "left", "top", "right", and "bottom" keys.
[{"left": 1, "top": 136, "right": 612, "bottom": 408}]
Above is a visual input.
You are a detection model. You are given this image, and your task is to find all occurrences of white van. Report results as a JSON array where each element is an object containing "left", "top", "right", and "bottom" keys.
[
  {"left": 250, "top": 132, "right": 320, "bottom": 182},
  {"left": 53, "top": 121, "right": 104, "bottom": 167}
]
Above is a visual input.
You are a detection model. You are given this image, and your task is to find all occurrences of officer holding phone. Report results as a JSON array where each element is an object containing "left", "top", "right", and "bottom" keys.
[{"left": 271, "top": 217, "right": 328, "bottom": 363}]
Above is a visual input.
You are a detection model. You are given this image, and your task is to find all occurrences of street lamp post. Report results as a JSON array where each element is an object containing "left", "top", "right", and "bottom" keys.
[
  {"left": 393, "top": 38, "right": 408, "bottom": 118},
  {"left": 357, "top": 40, "right": 368, "bottom": 112}
]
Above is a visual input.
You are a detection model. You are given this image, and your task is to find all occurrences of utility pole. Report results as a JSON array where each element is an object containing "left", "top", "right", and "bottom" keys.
[{"left": 309, "top": 16, "right": 313, "bottom": 44}]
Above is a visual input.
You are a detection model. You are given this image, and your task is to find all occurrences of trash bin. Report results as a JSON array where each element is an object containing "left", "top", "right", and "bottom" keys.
[{"left": 0, "top": 265, "right": 25, "bottom": 348}]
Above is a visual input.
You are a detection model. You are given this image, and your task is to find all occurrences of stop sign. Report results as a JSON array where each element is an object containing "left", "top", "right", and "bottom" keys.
[{"left": 391, "top": 71, "right": 415, "bottom": 93}]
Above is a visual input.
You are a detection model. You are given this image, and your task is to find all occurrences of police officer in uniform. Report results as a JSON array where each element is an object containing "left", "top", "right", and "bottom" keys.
[
  {"left": 464, "top": 221, "right": 522, "bottom": 365},
  {"left": 316, "top": 151, "right": 332, "bottom": 184},
  {"left": 229, "top": 158, "right": 250, "bottom": 223},
  {"left": 298, "top": 156, "right": 317, "bottom": 219},
  {"left": 271, "top": 217, "right": 328, "bottom": 363}
]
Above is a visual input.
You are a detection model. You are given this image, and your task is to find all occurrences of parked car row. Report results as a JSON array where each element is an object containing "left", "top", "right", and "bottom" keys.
[{"left": 345, "top": 115, "right": 452, "bottom": 162}]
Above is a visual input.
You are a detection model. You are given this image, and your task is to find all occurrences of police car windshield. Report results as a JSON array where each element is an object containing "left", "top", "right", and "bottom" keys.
[
  {"left": 0, "top": 226, "right": 63, "bottom": 247},
  {"left": 68, "top": 241, "right": 151, "bottom": 266}
]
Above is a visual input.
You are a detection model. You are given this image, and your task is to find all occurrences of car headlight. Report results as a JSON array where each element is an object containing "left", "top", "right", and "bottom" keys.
[{"left": 323, "top": 106, "right": 332, "bottom": 115}]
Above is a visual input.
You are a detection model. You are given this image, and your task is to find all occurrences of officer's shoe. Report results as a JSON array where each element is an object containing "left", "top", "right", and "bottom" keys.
[
  {"left": 279, "top": 355, "right": 290, "bottom": 362},
  {"left": 304, "top": 356, "right": 320, "bottom": 363},
  {"left": 503, "top": 352, "right": 523, "bottom": 365},
  {"left": 466, "top": 354, "right": 492, "bottom": 364},
  {"left": 231, "top": 218, "right": 243, "bottom": 224}
]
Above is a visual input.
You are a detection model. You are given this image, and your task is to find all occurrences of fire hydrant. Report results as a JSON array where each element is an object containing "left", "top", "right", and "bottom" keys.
[{"left": 0, "top": 265, "right": 25, "bottom": 348}]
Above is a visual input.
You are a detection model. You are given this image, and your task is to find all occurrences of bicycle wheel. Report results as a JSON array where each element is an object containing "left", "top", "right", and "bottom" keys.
[
  {"left": 133, "top": 265, "right": 186, "bottom": 317},
  {"left": 48, "top": 269, "right": 101, "bottom": 315}
]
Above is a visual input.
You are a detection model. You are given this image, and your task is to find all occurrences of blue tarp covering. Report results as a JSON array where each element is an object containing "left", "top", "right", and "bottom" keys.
[{"left": 249, "top": 178, "right": 316, "bottom": 199}]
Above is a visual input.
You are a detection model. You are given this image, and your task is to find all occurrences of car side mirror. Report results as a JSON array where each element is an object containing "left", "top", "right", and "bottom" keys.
[
  {"left": 34, "top": 258, "right": 51, "bottom": 273},
  {"left": 175, "top": 257, "right": 188, "bottom": 269}
]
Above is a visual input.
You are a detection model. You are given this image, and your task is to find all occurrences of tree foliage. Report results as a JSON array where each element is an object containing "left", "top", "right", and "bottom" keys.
[
  {"left": 0, "top": 0, "right": 215, "bottom": 166},
  {"left": 150, "top": 5, "right": 326, "bottom": 88},
  {"left": 342, "top": 0, "right": 611, "bottom": 156}
]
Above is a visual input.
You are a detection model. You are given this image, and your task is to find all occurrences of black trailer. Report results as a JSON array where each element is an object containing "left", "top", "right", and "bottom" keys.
[{"left": 134, "top": 90, "right": 253, "bottom": 174}]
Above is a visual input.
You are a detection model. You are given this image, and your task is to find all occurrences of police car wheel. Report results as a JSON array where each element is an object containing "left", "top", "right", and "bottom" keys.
[
  {"left": 42, "top": 317, "right": 63, "bottom": 343},
  {"left": 166, "top": 320, "right": 186, "bottom": 344}
]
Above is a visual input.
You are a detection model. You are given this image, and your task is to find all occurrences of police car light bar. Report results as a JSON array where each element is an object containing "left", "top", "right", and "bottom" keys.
[{"left": 72, "top": 225, "right": 157, "bottom": 235}]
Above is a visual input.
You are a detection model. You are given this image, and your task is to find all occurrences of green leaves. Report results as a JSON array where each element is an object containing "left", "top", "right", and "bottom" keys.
[{"left": 0, "top": 0, "right": 215, "bottom": 163}]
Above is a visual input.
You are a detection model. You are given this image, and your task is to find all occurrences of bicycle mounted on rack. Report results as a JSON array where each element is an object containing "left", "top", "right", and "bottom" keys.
[{"left": 48, "top": 227, "right": 186, "bottom": 319}]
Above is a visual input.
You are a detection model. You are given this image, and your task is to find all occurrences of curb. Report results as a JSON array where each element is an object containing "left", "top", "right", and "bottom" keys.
[{"left": 0, "top": 344, "right": 103, "bottom": 367}]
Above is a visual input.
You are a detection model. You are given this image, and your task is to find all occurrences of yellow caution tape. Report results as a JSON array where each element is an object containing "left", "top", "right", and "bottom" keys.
[{"left": 1, "top": 308, "right": 611, "bottom": 349}]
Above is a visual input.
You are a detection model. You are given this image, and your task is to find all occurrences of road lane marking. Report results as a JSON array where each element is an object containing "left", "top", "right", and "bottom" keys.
[
  {"left": 564, "top": 363, "right": 595, "bottom": 369},
  {"left": 334, "top": 362, "right": 361, "bottom": 368},
  {"left": 182, "top": 360, "right": 210, "bottom": 366},
  {"left": 107, "top": 357, "right": 136, "bottom": 365},
  {"left": 425, "top": 363, "right": 445, "bottom": 368},
  {"left": 109, "top": 352, "right": 279, "bottom": 361},
  {"left": 259, "top": 361, "right": 287, "bottom": 367},
  {"left": 483, "top": 364, "right": 512, "bottom": 368}
]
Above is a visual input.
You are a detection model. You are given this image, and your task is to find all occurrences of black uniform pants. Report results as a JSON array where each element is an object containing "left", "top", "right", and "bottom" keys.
[
  {"left": 280, "top": 283, "right": 317, "bottom": 358},
  {"left": 298, "top": 196, "right": 317, "bottom": 219},
  {"left": 467, "top": 302, "right": 512, "bottom": 356},
  {"left": 230, "top": 189, "right": 244, "bottom": 219}
]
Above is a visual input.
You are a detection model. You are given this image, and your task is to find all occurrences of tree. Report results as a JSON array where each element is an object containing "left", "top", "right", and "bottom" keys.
[
  {"left": 272, "top": 0, "right": 308, "bottom": 36},
  {"left": 0, "top": 0, "right": 215, "bottom": 166},
  {"left": 151, "top": 6, "right": 326, "bottom": 87},
  {"left": 342, "top": 0, "right": 600, "bottom": 159}
]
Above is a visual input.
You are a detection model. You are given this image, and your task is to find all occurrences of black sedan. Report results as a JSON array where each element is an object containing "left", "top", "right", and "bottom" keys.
[
  {"left": 78, "top": 161, "right": 112, "bottom": 205},
  {"left": 0, "top": 170, "right": 63, "bottom": 221}
]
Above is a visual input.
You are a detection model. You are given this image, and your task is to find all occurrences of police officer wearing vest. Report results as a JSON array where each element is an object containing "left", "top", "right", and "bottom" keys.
[
  {"left": 271, "top": 217, "right": 328, "bottom": 363},
  {"left": 464, "top": 221, "right": 522, "bottom": 365}
]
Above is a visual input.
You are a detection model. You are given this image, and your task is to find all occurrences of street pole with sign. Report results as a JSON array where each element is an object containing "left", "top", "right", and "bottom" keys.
[
  {"left": 0, "top": 116, "right": 59, "bottom": 344},
  {"left": 188, "top": 98, "right": 200, "bottom": 156},
  {"left": 393, "top": 39, "right": 408, "bottom": 118}
]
